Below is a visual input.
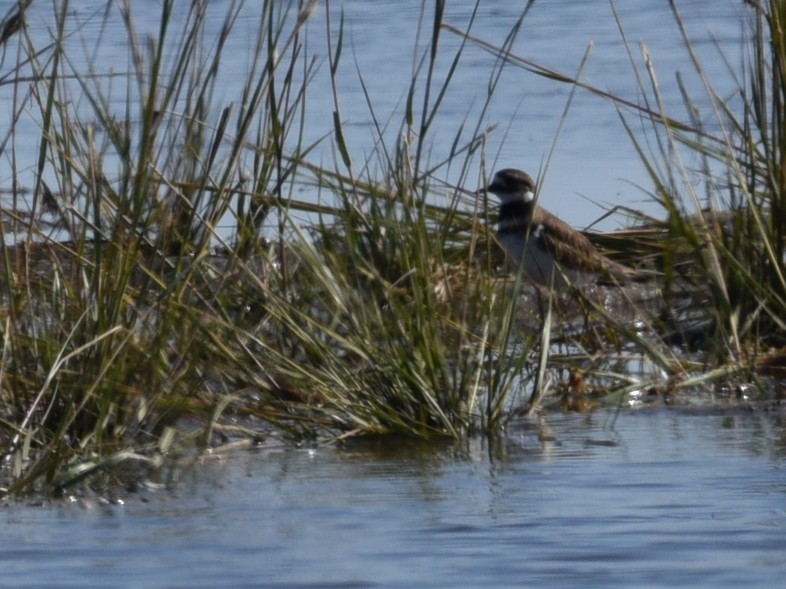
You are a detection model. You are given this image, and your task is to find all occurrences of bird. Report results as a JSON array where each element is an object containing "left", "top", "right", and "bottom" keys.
[{"left": 482, "top": 168, "right": 637, "bottom": 287}]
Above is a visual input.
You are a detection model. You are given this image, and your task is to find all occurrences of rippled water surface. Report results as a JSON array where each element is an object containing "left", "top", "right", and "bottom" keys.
[{"left": 2, "top": 409, "right": 785, "bottom": 588}]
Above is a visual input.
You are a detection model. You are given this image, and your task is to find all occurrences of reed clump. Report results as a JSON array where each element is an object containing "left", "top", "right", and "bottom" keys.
[
  {"left": 0, "top": 0, "right": 533, "bottom": 497},
  {"left": 610, "top": 1, "right": 786, "bottom": 361},
  {"left": 456, "top": 1, "right": 786, "bottom": 399},
  {"left": 0, "top": 0, "right": 784, "bottom": 498}
]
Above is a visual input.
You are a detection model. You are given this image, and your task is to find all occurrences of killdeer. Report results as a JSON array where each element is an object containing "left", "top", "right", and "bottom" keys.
[{"left": 483, "top": 168, "right": 637, "bottom": 287}]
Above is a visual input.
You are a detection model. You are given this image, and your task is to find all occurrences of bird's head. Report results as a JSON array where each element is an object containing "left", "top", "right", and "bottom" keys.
[{"left": 483, "top": 168, "right": 536, "bottom": 206}]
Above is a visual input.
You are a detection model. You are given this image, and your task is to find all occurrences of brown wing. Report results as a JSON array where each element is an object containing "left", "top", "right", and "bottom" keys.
[{"left": 534, "top": 208, "right": 636, "bottom": 280}]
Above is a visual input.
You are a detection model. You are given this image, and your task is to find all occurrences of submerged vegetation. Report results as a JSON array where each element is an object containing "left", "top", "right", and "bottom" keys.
[{"left": 0, "top": 0, "right": 784, "bottom": 497}]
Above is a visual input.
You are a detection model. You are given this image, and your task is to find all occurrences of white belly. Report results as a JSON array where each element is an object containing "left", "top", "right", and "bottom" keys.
[{"left": 500, "top": 227, "right": 586, "bottom": 287}]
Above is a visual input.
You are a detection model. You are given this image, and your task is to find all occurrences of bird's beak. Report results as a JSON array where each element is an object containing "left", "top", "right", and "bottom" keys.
[{"left": 478, "top": 181, "right": 498, "bottom": 197}]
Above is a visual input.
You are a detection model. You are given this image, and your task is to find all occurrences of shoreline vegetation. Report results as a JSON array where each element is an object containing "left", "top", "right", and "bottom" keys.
[{"left": 1, "top": 0, "right": 785, "bottom": 498}]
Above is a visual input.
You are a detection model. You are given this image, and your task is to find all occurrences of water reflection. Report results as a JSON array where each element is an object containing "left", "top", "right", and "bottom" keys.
[{"left": 5, "top": 410, "right": 785, "bottom": 588}]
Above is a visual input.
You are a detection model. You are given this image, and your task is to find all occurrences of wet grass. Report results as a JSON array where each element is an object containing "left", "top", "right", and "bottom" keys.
[{"left": 0, "top": 0, "right": 784, "bottom": 498}]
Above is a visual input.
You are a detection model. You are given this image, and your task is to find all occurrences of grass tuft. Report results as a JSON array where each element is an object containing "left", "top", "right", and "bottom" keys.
[{"left": 1, "top": 1, "right": 784, "bottom": 498}]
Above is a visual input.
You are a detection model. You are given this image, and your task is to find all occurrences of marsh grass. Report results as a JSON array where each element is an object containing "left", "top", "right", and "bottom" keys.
[
  {"left": 0, "top": 0, "right": 538, "bottom": 497},
  {"left": 609, "top": 1, "right": 786, "bottom": 360},
  {"left": 0, "top": 0, "right": 783, "bottom": 498},
  {"left": 0, "top": 0, "right": 328, "bottom": 495},
  {"left": 456, "top": 0, "right": 786, "bottom": 392}
]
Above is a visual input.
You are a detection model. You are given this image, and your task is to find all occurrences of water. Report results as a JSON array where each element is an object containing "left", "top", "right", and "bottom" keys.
[
  {"left": 3, "top": 0, "right": 744, "bottom": 229},
  {"left": 2, "top": 409, "right": 785, "bottom": 588},
  {"left": 3, "top": 2, "right": 784, "bottom": 588}
]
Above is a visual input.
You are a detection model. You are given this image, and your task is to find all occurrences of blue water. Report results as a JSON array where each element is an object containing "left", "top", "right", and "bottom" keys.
[
  {"left": 3, "top": 0, "right": 743, "bottom": 228},
  {"left": 2, "top": 410, "right": 784, "bottom": 588}
]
